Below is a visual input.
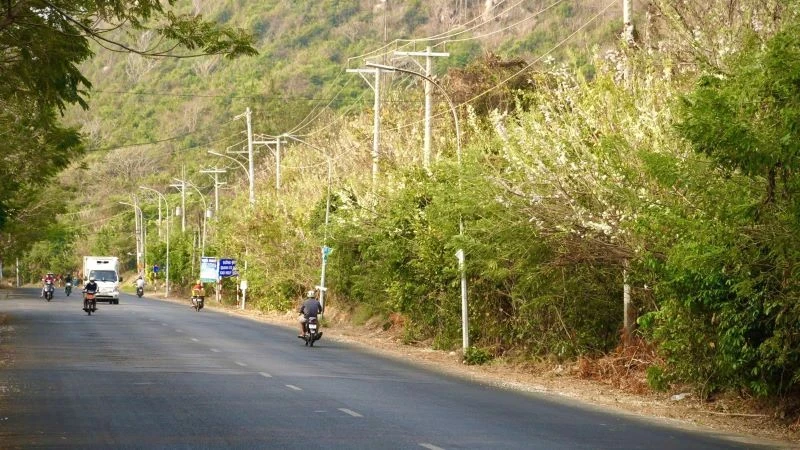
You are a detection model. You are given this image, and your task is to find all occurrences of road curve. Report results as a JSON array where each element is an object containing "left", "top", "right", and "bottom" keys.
[{"left": 0, "top": 288, "right": 776, "bottom": 449}]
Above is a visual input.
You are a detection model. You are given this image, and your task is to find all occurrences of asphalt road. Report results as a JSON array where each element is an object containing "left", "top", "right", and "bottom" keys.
[{"left": 0, "top": 288, "right": 777, "bottom": 449}]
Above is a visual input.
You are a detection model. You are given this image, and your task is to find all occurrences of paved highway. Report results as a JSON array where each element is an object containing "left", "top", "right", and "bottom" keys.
[{"left": 0, "top": 288, "right": 774, "bottom": 449}]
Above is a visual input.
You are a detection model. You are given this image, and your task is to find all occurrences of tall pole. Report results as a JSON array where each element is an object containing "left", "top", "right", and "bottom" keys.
[
  {"left": 201, "top": 167, "right": 227, "bottom": 215},
  {"left": 347, "top": 68, "right": 382, "bottom": 186},
  {"left": 246, "top": 107, "right": 255, "bottom": 207},
  {"left": 365, "top": 62, "right": 467, "bottom": 350},
  {"left": 394, "top": 48, "right": 449, "bottom": 171},
  {"left": 140, "top": 186, "right": 170, "bottom": 298},
  {"left": 623, "top": 0, "right": 635, "bottom": 45},
  {"left": 170, "top": 174, "right": 187, "bottom": 233},
  {"left": 16, "top": 257, "right": 20, "bottom": 287}
]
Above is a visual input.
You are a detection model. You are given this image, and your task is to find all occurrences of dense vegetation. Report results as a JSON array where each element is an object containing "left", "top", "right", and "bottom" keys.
[{"left": 4, "top": 0, "right": 800, "bottom": 409}]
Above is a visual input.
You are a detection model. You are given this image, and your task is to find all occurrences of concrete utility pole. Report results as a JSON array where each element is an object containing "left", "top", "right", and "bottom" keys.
[
  {"left": 255, "top": 135, "right": 288, "bottom": 192},
  {"left": 347, "top": 67, "right": 383, "bottom": 186},
  {"left": 394, "top": 47, "right": 449, "bottom": 171},
  {"left": 245, "top": 107, "right": 255, "bottom": 207},
  {"left": 200, "top": 167, "right": 227, "bottom": 215},
  {"left": 16, "top": 257, "right": 20, "bottom": 287},
  {"left": 170, "top": 167, "right": 187, "bottom": 232},
  {"left": 623, "top": 0, "right": 635, "bottom": 45},
  {"left": 140, "top": 186, "right": 171, "bottom": 298}
]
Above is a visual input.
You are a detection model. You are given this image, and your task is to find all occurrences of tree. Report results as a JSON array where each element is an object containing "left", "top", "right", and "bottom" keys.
[{"left": 0, "top": 0, "right": 256, "bottom": 255}]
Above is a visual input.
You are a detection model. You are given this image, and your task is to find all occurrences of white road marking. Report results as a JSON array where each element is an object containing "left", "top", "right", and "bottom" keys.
[
  {"left": 338, "top": 408, "right": 363, "bottom": 418},
  {"left": 419, "top": 444, "right": 445, "bottom": 450},
  {"left": 285, "top": 384, "right": 302, "bottom": 391},
  {"left": 235, "top": 361, "right": 247, "bottom": 367},
  {"left": 210, "top": 348, "right": 220, "bottom": 353},
  {"left": 161, "top": 323, "right": 168, "bottom": 326},
  {"left": 259, "top": 372, "right": 272, "bottom": 378},
  {"left": 176, "top": 329, "right": 183, "bottom": 333},
  {"left": 191, "top": 338, "right": 199, "bottom": 342}
]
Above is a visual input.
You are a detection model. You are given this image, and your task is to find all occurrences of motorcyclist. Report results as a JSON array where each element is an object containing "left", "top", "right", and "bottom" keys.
[
  {"left": 41, "top": 272, "right": 55, "bottom": 297},
  {"left": 298, "top": 289, "right": 323, "bottom": 338},
  {"left": 135, "top": 275, "right": 145, "bottom": 292},
  {"left": 83, "top": 276, "right": 98, "bottom": 310},
  {"left": 191, "top": 280, "right": 205, "bottom": 308}
]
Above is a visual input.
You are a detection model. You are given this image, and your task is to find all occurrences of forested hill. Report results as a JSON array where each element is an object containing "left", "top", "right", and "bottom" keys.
[{"left": 69, "top": 0, "right": 621, "bottom": 154}]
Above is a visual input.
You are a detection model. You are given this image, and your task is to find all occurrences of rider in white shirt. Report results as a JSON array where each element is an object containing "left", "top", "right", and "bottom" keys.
[{"left": 135, "top": 275, "right": 145, "bottom": 289}]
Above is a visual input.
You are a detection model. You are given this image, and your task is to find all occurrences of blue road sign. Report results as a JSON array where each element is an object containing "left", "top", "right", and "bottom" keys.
[
  {"left": 218, "top": 258, "right": 237, "bottom": 277},
  {"left": 153, "top": 264, "right": 160, "bottom": 273}
]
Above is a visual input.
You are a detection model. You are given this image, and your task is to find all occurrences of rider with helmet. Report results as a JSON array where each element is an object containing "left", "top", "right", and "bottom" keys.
[
  {"left": 41, "top": 272, "right": 55, "bottom": 298},
  {"left": 298, "top": 289, "right": 323, "bottom": 337},
  {"left": 83, "top": 276, "right": 98, "bottom": 310}
]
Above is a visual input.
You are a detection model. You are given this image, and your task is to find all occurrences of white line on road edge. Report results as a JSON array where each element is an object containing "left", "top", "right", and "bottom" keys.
[
  {"left": 191, "top": 338, "right": 198, "bottom": 342},
  {"left": 210, "top": 348, "right": 220, "bottom": 353},
  {"left": 235, "top": 361, "right": 248, "bottom": 367},
  {"left": 419, "top": 444, "right": 445, "bottom": 450},
  {"left": 285, "top": 384, "right": 302, "bottom": 391},
  {"left": 259, "top": 372, "right": 272, "bottom": 378},
  {"left": 338, "top": 408, "right": 363, "bottom": 418}
]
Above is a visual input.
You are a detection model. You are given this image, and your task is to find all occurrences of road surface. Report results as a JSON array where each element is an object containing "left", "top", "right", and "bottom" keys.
[{"left": 0, "top": 288, "right": 776, "bottom": 449}]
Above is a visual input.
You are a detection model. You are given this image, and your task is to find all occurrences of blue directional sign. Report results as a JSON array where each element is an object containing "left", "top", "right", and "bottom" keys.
[
  {"left": 322, "top": 246, "right": 332, "bottom": 262},
  {"left": 153, "top": 264, "right": 160, "bottom": 273},
  {"left": 218, "top": 258, "right": 237, "bottom": 277}
]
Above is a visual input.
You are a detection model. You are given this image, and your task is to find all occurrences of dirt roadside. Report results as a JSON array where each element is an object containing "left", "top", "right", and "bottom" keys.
[{"left": 148, "top": 293, "right": 798, "bottom": 448}]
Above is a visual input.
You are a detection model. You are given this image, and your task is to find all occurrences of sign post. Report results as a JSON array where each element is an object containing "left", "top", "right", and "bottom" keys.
[{"left": 217, "top": 258, "right": 237, "bottom": 304}]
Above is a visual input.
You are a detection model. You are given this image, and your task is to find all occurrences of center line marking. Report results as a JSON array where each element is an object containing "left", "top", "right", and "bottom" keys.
[
  {"left": 259, "top": 372, "right": 272, "bottom": 378},
  {"left": 210, "top": 348, "right": 220, "bottom": 353},
  {"left": 419, "top": 444, "right": 445, "bottom": 450},
  {"left": 235, "top": 361, "right": 247, "bottom": 367},
  {"left": 285, "top": 384, "right": 302, "bottom": 391},
  {"left": 191, "top": 338, "right": 198, "bottom": 342},
  {"left": 338, "top": 408, "right": 363, "bottom": 418}
]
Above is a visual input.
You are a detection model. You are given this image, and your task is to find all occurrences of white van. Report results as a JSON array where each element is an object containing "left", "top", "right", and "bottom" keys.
[{"left": 83, "top": 256, "right": 121, "bottom": 304}]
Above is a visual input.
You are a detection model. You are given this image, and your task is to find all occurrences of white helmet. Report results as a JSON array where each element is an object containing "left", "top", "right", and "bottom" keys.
[
  {"left": 89, "top": 276, "right": 96, "bottom": 282},
  {"left": 306, "top": 290, "right": 316, "bottom": 298}
]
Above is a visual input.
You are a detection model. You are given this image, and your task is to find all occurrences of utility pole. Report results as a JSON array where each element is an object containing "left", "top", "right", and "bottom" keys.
[
  {"left": 170, "top": 167, "right": 187, "bottom": 233},
  {"left": 16, "top": 257, "right": 20, "bottom": 287},
  {"left": 347, "top": 67, "right": 382, "bottom": 186},
  {"left": 200, "top": 167, "right": 227, "bottom": 215},
  {"left": 394, "top": 47, "right": 449, "bottom": 171},
  {"left": 623, "top": 0, "right": 635, "bottom": 45},
  {"left": 254, "top": 135, "right": 287, "bottom": 192},
  {"left": 245, "top": 108, "right": 255, "bottom": 207}
]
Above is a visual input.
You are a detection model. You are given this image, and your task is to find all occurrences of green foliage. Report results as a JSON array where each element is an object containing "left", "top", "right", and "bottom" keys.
[
  {"left": 463, "top": 346, "right": 493, "bottom": 366},
  {"left": 646, "top": 365, "right": 669, "bottom": 392}
]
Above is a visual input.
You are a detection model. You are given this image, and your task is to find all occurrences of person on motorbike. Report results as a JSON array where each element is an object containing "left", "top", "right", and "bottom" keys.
[
  {"left": 83, "top": 276, "right": 98, "bottom": 309},
  {"left": 64, "top": 273, "right": 73, "bottom": 285},
  {"left": 135, "top": 275, "right": 145, "bottom": 292},
  {"left": 298, "top": 289, "right": 323, "bottom": 338},
  {"left": 41, "top": 272, "right": 55, "bottom": 297},
  {"left": 191, "top": 280, "right": 205, "bottom": 307}
]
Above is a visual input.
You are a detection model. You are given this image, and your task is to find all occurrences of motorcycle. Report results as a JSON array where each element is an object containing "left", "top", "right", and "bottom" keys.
[
  {"left": 136, "top": 286, "right": 144, "bottom": 298},
  {"left": 65, "top": 281, "right": 72, "bottom": 296},
  {"left": 44, "top": 280, "right": 54, "bottom": 302},
  {"left": 299, "top": 316, "right": 323, "bottom": 347},
  {"left": 83, "top": 290, "right": 97, "bottom": 315},
  {"left": 191, "top": 295, "right": 204, "bottom": 312}
]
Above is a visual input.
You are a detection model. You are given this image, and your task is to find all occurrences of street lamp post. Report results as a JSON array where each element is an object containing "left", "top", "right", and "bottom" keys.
[
  {"left": 283, "top": 134, "right": 334, "bottom": 311},
  {"left": 365, "top": 61, "right": 468, "bottom": 351},
  {"left": 186, "top": 182, "right": 211, "bottom": 257},
  {"left": 118, "top": 200, "right": 145, "bottom": 275},
  {"left": 139, "top": 186, "right": 171, "bottom": 298},
  {"left": 208, "top": 150, "right": 252, "bottom": 208}
]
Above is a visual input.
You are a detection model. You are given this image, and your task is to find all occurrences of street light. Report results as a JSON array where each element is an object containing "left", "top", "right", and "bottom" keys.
[
  {"left": 365, "top": 61, "right": 469, "bottom": 351},
  {"left": 186, "top": 182, "right": 211, "bottom": 256},
  {"left": 208, "top": 150, "right": 253, "bottom": 207},
  {"left": 139, "top": 186, "right": 171, "bottom": 298},
  {"left": 284, "top": 134, "right": 334, "bottom": 311},
  {"left": 118, "top": 201, "right": 145, "bottom": 275}
]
